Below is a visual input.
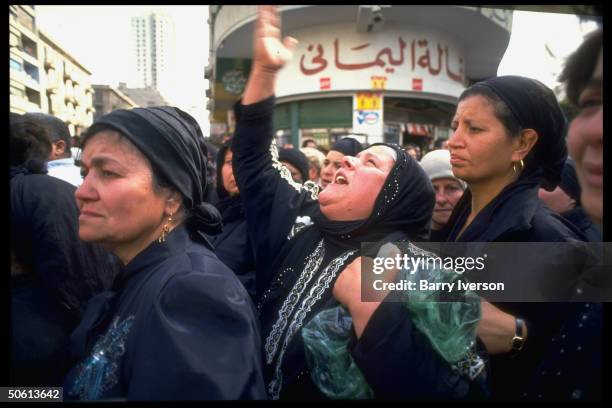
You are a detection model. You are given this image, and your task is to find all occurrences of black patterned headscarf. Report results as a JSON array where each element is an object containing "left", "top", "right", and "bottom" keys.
[
  {"left": 312, "top": 143, "right": 434, "bottom": 247},
  {"left": 84, "top": 106, "right": 222, "bottom": 236}
]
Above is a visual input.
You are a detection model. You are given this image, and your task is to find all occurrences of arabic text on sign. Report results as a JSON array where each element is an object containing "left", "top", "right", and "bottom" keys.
[{"left": 299, "top": 37, "right": 464, "bottom": 84}]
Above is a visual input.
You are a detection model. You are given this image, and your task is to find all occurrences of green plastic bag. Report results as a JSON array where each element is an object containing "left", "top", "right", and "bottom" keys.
[
  {"left": 302, "top": 306, "right": 374, "bottom": 399},
  {"left": 301, "top": 242, "right": 482, "bottom": 398}
]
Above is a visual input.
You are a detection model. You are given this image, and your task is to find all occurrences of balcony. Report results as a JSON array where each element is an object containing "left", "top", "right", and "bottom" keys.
[
  {"left": 44, "top": 58, "right": 57, "bottom": 70},
  {"left": 10, "top": 94, "right": 42, "bottom": 114}
]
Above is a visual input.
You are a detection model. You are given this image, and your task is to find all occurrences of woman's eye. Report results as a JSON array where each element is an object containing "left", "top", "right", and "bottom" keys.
[
  {"left": 368, "top": 159, "right": 377, "bottom": 166},
  {"left": 101, "top": 170, "right": 116, "bottom": 177},
  {"left": 469, "top": 127, "right": 481, "bottom": 133},
  {"left": 579, "top": 99, "right": 601, "bottom": 112}
]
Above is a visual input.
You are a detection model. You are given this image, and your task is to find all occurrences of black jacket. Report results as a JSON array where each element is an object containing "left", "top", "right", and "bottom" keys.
[
  {"left": 446, "top": 180, "right": 597, "bottom": 400},
  {"left": 62, "top": 225, "right": 266, "bottom": 400},
  {"left": 562, "top": 207, "right": 602, "bottom": 242},
  {"left": 210, "top": 143, "right": 256, "bottom": 298}
]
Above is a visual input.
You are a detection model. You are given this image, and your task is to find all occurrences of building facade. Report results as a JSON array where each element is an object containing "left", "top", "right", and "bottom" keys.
[
  {"left": 39, "top": 31, "right": 95, "bottom": 137},
  {"left": 10, "top": 5, "right": 95, "bottom": 136},
  {"left": 9, "top": 5, "right": 46, "bottom": 114},
  {"left": 131, "top": 12, "right": 176, "bottom": 100},
  {"left": 92, "top": 85, "right": 139, "bottom": 121},
  {"left": 208, "top": 6, "right": 513, "bottom": 150},
  {"left": 117, "top": 83, "right": 168, "bottom": 108}
]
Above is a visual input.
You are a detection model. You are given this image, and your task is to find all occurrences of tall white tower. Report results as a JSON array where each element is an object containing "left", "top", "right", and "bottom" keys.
[{"left": 131, "top": 11, "right": 176, "bottom": 98}]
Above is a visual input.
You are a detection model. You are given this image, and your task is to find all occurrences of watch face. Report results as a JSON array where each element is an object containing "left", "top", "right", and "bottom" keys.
[
  {"left": 222, "top": 69, "right": 247, "bottom": 95},
  {"left": 511, "top": 336, "right": 524, "bottom": 351}
]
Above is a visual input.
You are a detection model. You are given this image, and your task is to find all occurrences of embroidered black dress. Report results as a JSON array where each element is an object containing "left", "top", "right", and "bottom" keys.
[
  {"left": 233, "top": 96, "right": 471, "bottom": 400},
  {"left": 62, "top": 226, "right": 266, "bottom": 400}
]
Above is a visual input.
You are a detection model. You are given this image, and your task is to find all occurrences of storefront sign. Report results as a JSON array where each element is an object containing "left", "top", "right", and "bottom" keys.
[{"left": 277, "top": 22, "right": 466, "bottom": 98}]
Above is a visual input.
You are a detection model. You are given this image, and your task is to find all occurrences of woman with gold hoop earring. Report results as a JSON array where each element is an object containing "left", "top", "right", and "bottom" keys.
[
  {"left": 62, "top": 106, "right": 266, "bottom": 400},
  {"left": 445, "top": 75, "right": 589, "bottom": 400}
]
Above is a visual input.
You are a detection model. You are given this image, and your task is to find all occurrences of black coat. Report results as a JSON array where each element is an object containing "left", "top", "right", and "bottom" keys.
[
  {"left": 210, "top": 200, "right": 256, "bottom": 299},
  {"left": 446, "top": 180, "right": 598, "bottom": 400},
  {"left": 562, "top": 207, "right": 602, "bottom": 242},
  {"left": 233, "top": 96, "right": 469, "bottom": 400},
  {"left": 62, "top": 225, "right": 266, "bottom": 400},
  {"left": 210, "top": 143, "right": 256, "bottom": 298}
]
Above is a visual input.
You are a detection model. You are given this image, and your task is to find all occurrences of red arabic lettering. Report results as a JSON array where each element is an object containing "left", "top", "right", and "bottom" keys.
[
  {"left": 334, "top": 39, "right": 385, "bottom": 70},
  {"left": 300, "top": 44, "right": 328, "bottom": 76},
  {"left": 445, "top": 46, "right": 464, "bottom": 83},
  {"left": 428, "top": 44, "right": 443, "bottom": 76}
]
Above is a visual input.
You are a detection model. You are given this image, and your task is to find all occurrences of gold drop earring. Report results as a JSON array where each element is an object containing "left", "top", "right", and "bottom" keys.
[{"left": 158, "top": 212, "right": 174, "bottom": 243}]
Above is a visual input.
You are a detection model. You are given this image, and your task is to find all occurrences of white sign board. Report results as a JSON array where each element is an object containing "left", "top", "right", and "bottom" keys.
[
  {"left": 352, "top": 92, "right": 383, "bottom": 139},
  {"left": 277, "top": 22, "right": 466, "bottom": 98}
]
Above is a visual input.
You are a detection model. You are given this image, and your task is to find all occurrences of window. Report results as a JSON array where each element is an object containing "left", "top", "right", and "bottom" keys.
[
  {"left": 10, "top": 85, "right": 25, "bottom": 98},
  {"left": 10, "top": 58, "right": 22, "bottom": 72}
]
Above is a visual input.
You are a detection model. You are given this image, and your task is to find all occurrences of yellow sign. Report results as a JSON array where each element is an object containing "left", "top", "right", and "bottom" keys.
[
  {"left": 355, "top": 92, "right": 382, "bottom": 110},
  {"left": 370, "top": 76, "right": 387, "bottom": 90}
]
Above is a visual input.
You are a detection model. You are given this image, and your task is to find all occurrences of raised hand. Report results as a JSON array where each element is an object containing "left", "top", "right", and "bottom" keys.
[
  {"left": 252, "top": 5, "right": 298, "bottom": 75},
  {"left": 242, "top": 6, "right": 298, "bottom": 104}
]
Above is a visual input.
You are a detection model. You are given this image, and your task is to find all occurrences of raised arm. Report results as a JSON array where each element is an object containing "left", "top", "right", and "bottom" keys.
[{"left": 232, "top": 6, "right": 319, "bottom": 299}]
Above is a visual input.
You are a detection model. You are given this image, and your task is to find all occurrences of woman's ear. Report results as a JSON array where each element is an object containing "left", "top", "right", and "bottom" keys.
[
  {"left": 512, "top": 129, "right": 538, "bottom": 162},
  {"left": 164, "top": 190, "right": 183, "bottom": 216}
]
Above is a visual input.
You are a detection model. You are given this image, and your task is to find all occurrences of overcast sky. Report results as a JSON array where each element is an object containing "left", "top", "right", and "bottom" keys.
[{"left": 35, "top": 6, "right": 599, "bottom": 135}]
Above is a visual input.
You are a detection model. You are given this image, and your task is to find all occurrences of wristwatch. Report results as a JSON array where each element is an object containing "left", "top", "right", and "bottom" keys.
[{"left": 510, "top": 317, "right": 526, "bottom": 356}]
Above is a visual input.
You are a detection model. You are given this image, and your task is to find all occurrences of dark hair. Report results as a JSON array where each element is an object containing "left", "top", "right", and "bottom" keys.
[
  {"left": 558, "top": 28, "right": 602, "bottom": 106},
  {"left": 22, "top": 113, "right": 72, "bottom": 159},
  {"left": 458, "top": 84, "right": 539, "bottom": 172},
  {"left": 10, "top": 118, "right": 53, "bottom": 166}
]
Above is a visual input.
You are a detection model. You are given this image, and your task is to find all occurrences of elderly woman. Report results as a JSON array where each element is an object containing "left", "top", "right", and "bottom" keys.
[
  {"left": 62, "top": 107, "right": 266, "bottom": 400},
  {"left": 419, "top": 149, "right": 467, "bottom": 241},
  {"left": 233, "top": 6, "right": 483, "bottom": 400},
  {"left": 443, "top": 74, "right": 588, "bottom": 399}
]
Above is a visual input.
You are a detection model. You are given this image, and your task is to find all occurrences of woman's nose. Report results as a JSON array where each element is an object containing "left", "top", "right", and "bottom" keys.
[
  {"left": 447, "top": 128, "right": 464, "bottom": 149},
  {"left": 75, "top": 175, "right": 98, "bottom": 202},
  {"left": 342, "top": 155, "right": 358, "bottom": 169}
]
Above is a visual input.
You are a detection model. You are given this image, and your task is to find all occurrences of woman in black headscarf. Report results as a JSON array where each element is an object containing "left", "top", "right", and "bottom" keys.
[
  {"left": 444, "top": 75, "right": 588, "bottom": 400},
  {"left": 319, "top": 137, "right": 363, "bottom": 189},
  {"left": 62, "top": 106, "right": 266, "bottom": 400},
  {"left": 210, "top": 139, "right": 257, "bottom": 299},
  {"left": 233, "top": 6, "right": 480, "bottom": 400}
]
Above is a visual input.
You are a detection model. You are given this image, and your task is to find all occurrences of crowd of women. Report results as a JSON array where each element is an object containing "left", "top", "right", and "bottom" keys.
[{"left": 10, "top": 5, "right": 603, "bottom": 402}]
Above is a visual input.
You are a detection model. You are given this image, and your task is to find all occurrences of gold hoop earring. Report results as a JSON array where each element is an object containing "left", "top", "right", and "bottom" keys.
[
  {"left": 158, "top": 212, "right": 174, "bottom": 243},
  {"left": 513, "top": 159, "right": 525, "bottom": 175}
]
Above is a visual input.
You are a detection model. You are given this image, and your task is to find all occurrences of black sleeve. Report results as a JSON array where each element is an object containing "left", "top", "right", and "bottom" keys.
[
  {"left": 232, "top": 96, "right": 320, "bottom": 293},
  {"left": 126, "top": 266, "right": 267, "bottom": 400},
  {"left": 348, "top": 301, "right": 471, "bottom": 399}
]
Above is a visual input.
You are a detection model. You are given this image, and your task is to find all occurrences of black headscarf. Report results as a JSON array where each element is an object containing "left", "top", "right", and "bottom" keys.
[
  {"left": 467, "top": 75, "right": 568, "bottom": 191},
  {"left": 278, "top": 147, "right": 309, "bottom": 182},
  {"left": 84, "top": 106, "right": 222, "bottom": 237},
  {"left": 311, "top": 143, "right": 434, "bottom": 249},
  {"left": 214, "top": 140, "right": 244, "bottom": 223},
  {"left": 331, "top": 137, "right": 363, "bottom": 157}
]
